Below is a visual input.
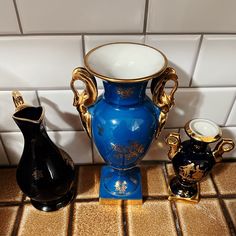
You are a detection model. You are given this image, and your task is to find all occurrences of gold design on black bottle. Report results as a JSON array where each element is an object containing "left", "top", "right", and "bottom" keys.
[{"left": 179, "top": 163, "right": 205, "bottom": 181}]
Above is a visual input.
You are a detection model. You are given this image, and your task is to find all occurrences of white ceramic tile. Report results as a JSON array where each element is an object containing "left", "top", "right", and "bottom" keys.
[
  {"left": 85, "top": 35, "right": 145, "bottom": 88},
  {"left": 221, "top": 127, "right": 236, "bottom": 158},
  {"left": 16, "top": 0, "right": 145, "bottom": 33},
  {"left": 165, "top": 88, "right": 236, "bottom": 128},
  {"left": 226, "top": 98, "right": 236, "bottom": 126},
  {"left": 145, "top": 35, "right": 201, "bottom": 87},
  {"left": 38, "top": 90, "right": 83, "bottom": 131},
  {"left": 0, "top": 0, "right": 20, "bottom": 34},
  {"left": 1, "top": 132, "right": 23, "bottom": 165},
  {"left": 0, "top": 36, "right": 82, "bottom": 89},
  {"left": 0, "top": 91, "right": 39, "bottom": 132},
  {"left": 192, "top": 35, "right": 236, "bottom": 87},
  {"left": 144, "top": 129, "right": 178, "bottom": 161},
  {"left": 147, "top": 0, "right": 236, "bottom": 33},
  {"left": 48, "top": 131, "right": 92, "bottom": 164},
  {"left": 0, "top": 138, "right": 9, "bottom": 166}
]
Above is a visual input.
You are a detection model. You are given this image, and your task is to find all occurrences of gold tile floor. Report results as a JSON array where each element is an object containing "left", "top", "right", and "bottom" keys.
[{"left": 0, "top": 162, "right": 236, "bottom": 236}]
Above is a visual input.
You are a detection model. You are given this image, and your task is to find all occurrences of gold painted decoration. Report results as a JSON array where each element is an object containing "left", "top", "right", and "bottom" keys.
[
  {"left": 111, "top": 142, "right": 145, "bottom": 160},
  {"left": 70, "top": 67, "right": 98, "bottom": 138},
  {"left": 152, "top": 67, "right": 178, "bottom": 137},
  {"left": 116, "top": 87, "right": 134, "bottom": 98},
  {"left": 115, "top": 180, "right": 127, "bottom": 194},
  {"left": 179, "top": 163, "right": 205, "bottom": 181}
]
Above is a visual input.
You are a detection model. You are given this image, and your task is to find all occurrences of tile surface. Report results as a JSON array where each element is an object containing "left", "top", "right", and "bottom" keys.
[
  {"left": 0, "top": 91, "right": 39, "bottom": 132},
  {"left": 212, "top": 163, "right": 236, "bottom": 195},
  {"left": 0, "top": 0, "right": 20, "bottom": 34},
  {"left": 1, "top": 132, "right": 24, "bottom": 165},
  {"left": 176, "top": 199, "right": 230, "bottom": 236},
  {"left": 16, "top": 0, "right": 145, "bottom": 33},
  {"left": 127, "top": 200, "right": 177, "bottom": 236},
  {"left": 0, "top": 36, "right": 82, "bottom": 89},
  {"left": 192, "top": 35, "right": 236, "bottom": 86},
  {"left": 48, "top": 131, "right": 92, "bottom": 164},
  {"left": 224, "top": 199, "right": 236, "bottom": 228},
  {"left": 77, "top": 165, "right": 101, "bottom": 199},
  {"left": 141, "top": 164, "right": 168, "bottom": 196},
  {"left": 147, "top": 0, "right": 236, "bottom": 33},
  {"left": 18, "top": 204, "right": 70, "bottom": 236},
  {"left": 226, "top": 100, "right": 236, "bottom": 126},
  {"left": 38, "top": 90, "right": 83, "bottom": 131},
  {"left": 0, "top": 168, "right": 22, "bottom": 202},
  {"left": 0, "top": 139, "right": 9, "bottom": 166},
  {"left": 73, "top": 202, "right": 123, "bottom": 236},
  {"left": 165, "top": 88, "right": 236, "bottom": 128},
  {"left": 0, "top": 206, "right": 18, "bottom": 235},
  {"left": 145, "top": 35, "right": 201, "bottom": 87}
]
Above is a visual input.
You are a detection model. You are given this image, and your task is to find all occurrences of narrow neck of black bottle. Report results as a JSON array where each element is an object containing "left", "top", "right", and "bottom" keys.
[
  {"left": 189, "top": 138, "right": 208, "bottom": 152},
  {"left": 103, "top": 81, "right": 148, "bottom": 106}
]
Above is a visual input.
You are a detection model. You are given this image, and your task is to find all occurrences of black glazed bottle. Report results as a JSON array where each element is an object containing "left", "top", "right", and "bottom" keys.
[
  {"left": 166, "top": 118, "right": 234, "bottom": 203},
  {"left": 12, "top": 91, "right": 75, "bottom": 211}
]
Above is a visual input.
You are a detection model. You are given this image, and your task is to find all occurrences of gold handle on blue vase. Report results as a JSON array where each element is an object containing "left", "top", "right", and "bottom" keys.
[
  {"left": 151, "top": 67, "right": 178, "bottom": 137},
  {"left": 213, "top": 138, "right": 235, "bottom": 162},
  {"left": 70, "top": 67, "right": 98, "bottom": 138}
]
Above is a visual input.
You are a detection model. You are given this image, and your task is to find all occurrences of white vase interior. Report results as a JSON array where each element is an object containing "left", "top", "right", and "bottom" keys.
[
  {"left": 85, "top": 43, "right": 166, "bottom": 80},
  {"left": 189, "top": 119, "right": 221, "bottom": 138}
]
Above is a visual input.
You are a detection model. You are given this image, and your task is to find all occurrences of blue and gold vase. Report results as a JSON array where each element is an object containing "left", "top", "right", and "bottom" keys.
[{"left": 71, "top": 42, "right": 178, "bottom": 204}]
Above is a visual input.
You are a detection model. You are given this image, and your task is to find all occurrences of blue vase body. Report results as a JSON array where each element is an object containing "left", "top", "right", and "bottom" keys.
[{"left": 88, "top": 81, "right": 160, "bottom": 200}]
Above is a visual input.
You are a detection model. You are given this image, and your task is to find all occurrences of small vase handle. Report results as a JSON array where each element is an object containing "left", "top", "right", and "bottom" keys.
[
  {"left": 165, "top": 132, "right": 181, "bottom": 160},
  {"left": 213, "top": 138, "right": 235, "bottom": 162},
  {"left": 70, "top": 67, "right": 98, "bottom": 138},
  {"left": 151, "top": 67, "right": 178, "bottom": 137},
  {"left": 12, "top": 90, "right": 28, "bottom": 112}
]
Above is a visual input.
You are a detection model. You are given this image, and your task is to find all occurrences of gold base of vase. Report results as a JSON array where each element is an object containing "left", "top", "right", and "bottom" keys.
[{"left": 168, "top": 175, "right": 200, "bottom": 203}]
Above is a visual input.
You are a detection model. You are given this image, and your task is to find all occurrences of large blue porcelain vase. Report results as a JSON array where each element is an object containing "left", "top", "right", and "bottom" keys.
[{"left": 71, "top": 43, "right": 178, "bottom": 204}]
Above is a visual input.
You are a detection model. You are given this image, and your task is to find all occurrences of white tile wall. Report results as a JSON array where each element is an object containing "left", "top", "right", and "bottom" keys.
[
  {"left": 0, "top": 36, "right": 83, "bottom": 89},
  {"left": 0, "top": 138, "right": 9, "bottom": 165},
  {"left": 147, "top": 0, "right": 236, "bottom": 33},
  {"left": 192, "top": 35, "right": 236, "bottom": 87},
  {"left": 16, "top": 0, "right": 145, "bottom": 33},
  {"left": 38, "top": 90, "right": 83, "bottom": 131},
  {"left": 1, "top": 0, "right": 236, "bottom": 165},
  {"left": 145, "top": 35, "right": 201, "bottom": 87},
  {"left": 166, "top": 88, "right": 236, "bottom": 128},
  {"left": 226, "top": 99, "right": 236, "bottom": 126},
  {"left": 0, "top": 91, "right": 39, "bottom": 132},
  {"left": 0, "top": 0, "right": 20, "bottom": 34}
]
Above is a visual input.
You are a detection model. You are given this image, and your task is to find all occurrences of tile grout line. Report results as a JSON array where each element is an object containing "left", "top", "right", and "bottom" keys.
[
  {"left": 224, "top": 93, "right": 236, "bottom": 126},
  {"left": 121, "top": 202, "right": 128, "bottom": 236},
  {"left": 12, "top": 0, "right": 23, "bottom": 34},
  {"left": 210, "top": 173, "right": 236, "bottom": 235},
  {"left": 163, "top": 163, "right": 183, "bottom": 236},
  {"left": 11, "top": 195, "right": 26, "bottom": 236},
  {"left": 189, "top": 34, "right": 204, "bottom": 87},
  {"left": 67, "top": 166, "right": 79, "bottom": 236},
  {"left": 142, "top": 0, "right": 150, "bottom": 34}
]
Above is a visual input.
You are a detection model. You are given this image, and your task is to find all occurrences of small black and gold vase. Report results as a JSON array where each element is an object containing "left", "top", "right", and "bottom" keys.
[
  {"left": 166, "top": 118, "right": 234, "bottom": 203},
  {"left": 12, "top": 91, "right": 75, "bottom": 211}
]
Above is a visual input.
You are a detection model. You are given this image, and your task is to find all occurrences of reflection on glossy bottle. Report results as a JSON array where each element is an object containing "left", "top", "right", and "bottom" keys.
[{"left": 12, "top": 91, "right": 75, "bottom": 211}]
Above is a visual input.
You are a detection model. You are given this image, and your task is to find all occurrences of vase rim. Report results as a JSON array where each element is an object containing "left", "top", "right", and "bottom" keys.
[
  {"left": 185, "top": 118, "right": 222, "bottom": 143},
  {"left": 12, "top": 106, "right": 45, "bottom": 124},
  {"left": 84, "top": 42, "right": 168, "bottom": 83}
]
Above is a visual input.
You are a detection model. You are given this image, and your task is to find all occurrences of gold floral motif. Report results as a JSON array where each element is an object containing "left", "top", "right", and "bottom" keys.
[
  {"left": 116, "top": 87, "right": 134, "bottom": 98},
  {"left": 32, "top": 169, "right": 44, "bottom": 180},
  {"left": 179, "top": 163, "right": 205, "bottom": 181},
  {"left": 111, "top": 142, "right": 145, "bottom": 160},
  {"left": 115, "top": 180, "right": 127, "bottom": 194}
]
